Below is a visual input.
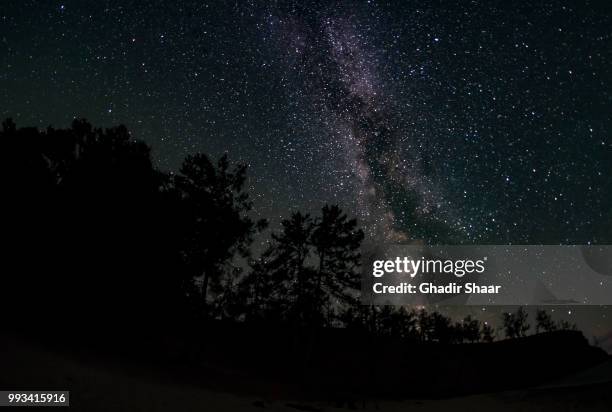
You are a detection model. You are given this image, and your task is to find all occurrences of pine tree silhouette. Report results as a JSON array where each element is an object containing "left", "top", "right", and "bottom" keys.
[{"left": 174, "top": 153, "right": 265, "bottom": 315}]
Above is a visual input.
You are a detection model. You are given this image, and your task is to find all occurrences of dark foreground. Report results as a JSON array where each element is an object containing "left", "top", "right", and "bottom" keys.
[{"left": 1, "top": 329, "right": 610, "bottom": 412}]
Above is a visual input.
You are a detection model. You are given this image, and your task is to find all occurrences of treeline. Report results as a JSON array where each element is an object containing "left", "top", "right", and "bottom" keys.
[
  {"left": 340, "top": 306, "right": 576, "bottom": 344},
  {"left": 0, "top": 119, "right": 576, "bottom": 344}
]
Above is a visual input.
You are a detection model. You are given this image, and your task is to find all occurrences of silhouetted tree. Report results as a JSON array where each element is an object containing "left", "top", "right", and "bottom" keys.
[
  {"left": 503, "top": 307, "right": 530, "bottom": 339},
  {"left": 480, "top": 322, "right": 495, "bottom": 343},
  {"left": 416, "top": 309, "right": 432, "bottom": 342},
  {"left": 340, "top": 304, "right": 377, "bottom": 334},
  {"left": 310, "top": 205, "right": 364, "bottom": 324},
  {"left": 239, "top": 246, "right": 288, "bottom": 322},
  {"left": 457, "top": 315, "right": 481, "bottom": 343},
  {"left": 557, "top": 319, "right": 577, "bottom": 331},
  {"left": 416, "top": 310, "right": 455, "bottom": 343},
  {"left": 174, "top": 153, "right": 265, "bottom": 315},
  {"left": 375, "top": 306, "right": 419, "bottom": 340},
  {"left": 277, "top": 212, "right": 317, "bottom": 324},
  {"left": 535, "top": 309, "right": 558, "bottom": 333},
  {"left": 376, "top": 306, "right": 398, "bottom": 337}
]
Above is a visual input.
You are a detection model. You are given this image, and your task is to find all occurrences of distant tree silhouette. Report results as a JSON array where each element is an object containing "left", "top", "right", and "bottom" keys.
[
  {"left": 339, "top": 304, "right": 377, "bottom": 335},
  {"left": 416, "top": 310, "right": 455, "bottom": 343},
  {"left": 503, "top": 307, "right": 531, "bottom": 339},
  {"left": 429, "top": 311, "right": 456, "bottom": 343},
  {"left": 457, "top": 315, "right": 481, "bottom": 343},
  {"left": 557, "top": 319, "right": 578, "bottom": 331},
  {"left": 480, "top": 322, "right": 495, "bottom": 342},
  {"left": 416, "top": 309, "right": 432, "bottom": 342},
  {"left": 374, "top": 306, "right": 419, "bottom": 340},
  {"left": 535, "top": 309, "right": 558, "bottom": 333},
  {"left": 376, "top": 306, "right": 399, "bottom": 338},
  {"left": 374, "top": 310, "right": 496, "bottom": 344}
]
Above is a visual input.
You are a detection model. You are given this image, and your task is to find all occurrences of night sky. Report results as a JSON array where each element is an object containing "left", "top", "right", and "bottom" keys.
[{"left": 2, "top": 1, "right": 612, "bottom": 347}]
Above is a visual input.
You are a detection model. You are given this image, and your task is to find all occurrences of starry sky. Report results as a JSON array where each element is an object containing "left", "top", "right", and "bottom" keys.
[{"left": 2, "top": 0, "right": 612, "bottom": 347}]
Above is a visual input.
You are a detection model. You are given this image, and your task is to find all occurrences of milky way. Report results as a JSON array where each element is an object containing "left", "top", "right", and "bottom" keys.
[{"left": 268, "top": 7, "right": 459, "bottom": 244}]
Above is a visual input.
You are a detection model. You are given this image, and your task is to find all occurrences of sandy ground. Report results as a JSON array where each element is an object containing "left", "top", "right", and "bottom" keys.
[{"left": 1, "top": 334, "right": 610, "bottom": 412}]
